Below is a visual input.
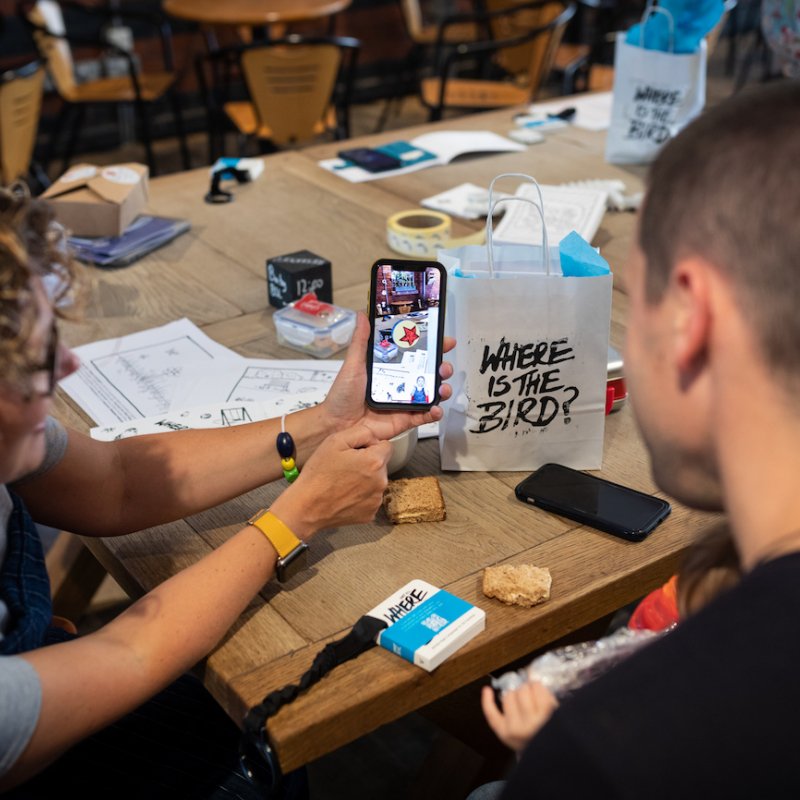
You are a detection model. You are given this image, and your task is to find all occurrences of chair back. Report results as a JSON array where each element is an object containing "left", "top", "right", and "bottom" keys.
[
  {"left": 707, "top": 0, "right": 737, "bottom": 55},
  {"left": 485, "top": 0, "right": 575, "bottom": 92},
  {"left": 25, "top": 1, "right": 77, "bottom": 97},
  {"left": 400, "top": 0, "right": 426, "bottom": 40},
  {"left": 0, "top": 61, "right": 45, "bottom": 185},
  {"left": 239, "top": 36, "right": 359, "bottom": 146}
]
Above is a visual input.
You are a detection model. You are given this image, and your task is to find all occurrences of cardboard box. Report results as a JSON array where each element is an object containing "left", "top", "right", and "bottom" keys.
[{"left": 42, "top": 163, "right": 149, "bottom": 237}]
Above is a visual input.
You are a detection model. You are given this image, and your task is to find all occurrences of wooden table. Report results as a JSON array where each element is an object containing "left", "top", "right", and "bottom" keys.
[
  {"left": 163, "top": 0, "right": 351, "bottom": 41},
  {"left": 54, "top": 100, "right": 719, "bottom": 773}
]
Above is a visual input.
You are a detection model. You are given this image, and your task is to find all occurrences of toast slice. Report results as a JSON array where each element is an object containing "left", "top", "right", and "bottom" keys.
[
  {"left": 482, "top": 564, "right": 552, "bottom": 607},
  {"left": 383, "top": 476, "right": 446, "bottom": 524}
]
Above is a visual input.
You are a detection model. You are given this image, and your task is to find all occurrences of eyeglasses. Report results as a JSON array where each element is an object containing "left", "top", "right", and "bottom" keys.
[{"left": 28, "top": 320, "right": 60, "bottom": 397}]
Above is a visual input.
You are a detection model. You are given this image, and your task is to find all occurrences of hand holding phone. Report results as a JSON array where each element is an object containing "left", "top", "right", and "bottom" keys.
[
  {"left": 515, "top": 463, "right": 671, "bottom": 542},
  {"left": 366, "top": 258, "right": 446, "bottom": 410}
]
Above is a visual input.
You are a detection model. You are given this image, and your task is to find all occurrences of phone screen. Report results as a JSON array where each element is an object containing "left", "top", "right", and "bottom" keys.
[
  {"left": 366, "top": 259, "right": 446, "bottom": 410},
  {"left": 515, "top": 463, "right": 671, "bottom": 542}
]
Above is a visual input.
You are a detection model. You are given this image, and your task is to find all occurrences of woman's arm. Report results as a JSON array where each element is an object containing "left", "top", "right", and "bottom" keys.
[
  {"left": 17, "top": 314, "right": 453, "bottom": 537},
  {"left": 1, "top": 424, "right": 390, "bottom": 789}
]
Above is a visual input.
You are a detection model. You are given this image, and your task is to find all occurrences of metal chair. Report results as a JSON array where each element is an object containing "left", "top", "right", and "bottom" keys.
[
  {"left": 17, "top": 0, "right": 190, "bottom": 176},
  {"left": 420, "top": 0, "right": 576, "bottom": 121}
]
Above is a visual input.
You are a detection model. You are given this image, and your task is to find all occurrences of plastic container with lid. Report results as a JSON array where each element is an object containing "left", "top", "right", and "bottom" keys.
[{"left": 273, "top": 293, "right": 356, "bottom": 358}]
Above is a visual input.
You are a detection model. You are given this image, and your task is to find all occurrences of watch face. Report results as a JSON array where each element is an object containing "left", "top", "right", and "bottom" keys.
[{"left": 277, "top": 542, "right": 309, "bottom": 583}]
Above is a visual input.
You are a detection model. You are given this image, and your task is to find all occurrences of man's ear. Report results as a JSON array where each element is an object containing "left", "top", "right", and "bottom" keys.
[{"left": 671, "top": 257, "right": 713, "bottom": 375}]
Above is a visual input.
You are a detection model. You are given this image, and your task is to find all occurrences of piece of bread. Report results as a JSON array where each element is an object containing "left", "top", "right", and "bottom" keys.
[
  {"left": 383, "top": 476, "right": 446, "bottom": 524},
  {"left": 482, "top": 564, "right": 552, "bottom": 608}
]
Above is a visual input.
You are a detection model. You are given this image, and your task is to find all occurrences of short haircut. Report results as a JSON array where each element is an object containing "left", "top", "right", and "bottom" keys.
[
  {"left": 0, "top": 189, "right": 81, "bottom": 392},
  {"left": 640, "top": 81, "right": 800, "bottom": 381}
]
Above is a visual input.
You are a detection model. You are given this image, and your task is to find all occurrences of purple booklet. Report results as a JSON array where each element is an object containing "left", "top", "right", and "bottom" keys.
[{"left": 68, "top": 215, "right": 190, "bottom": 268}]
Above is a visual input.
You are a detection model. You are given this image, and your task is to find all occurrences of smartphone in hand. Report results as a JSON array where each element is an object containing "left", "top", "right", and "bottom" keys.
[
  {"left": 515, "top": 463, "right": 671, "bottom": 542},
  {"left": 366, "top": 258, "right": 446, "bottom": 410},
  {"left": 338, "top": 147, "right": 402, "bottom": 173}
]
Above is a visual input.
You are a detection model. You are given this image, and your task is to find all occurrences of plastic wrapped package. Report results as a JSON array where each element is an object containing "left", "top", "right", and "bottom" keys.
[
  {"left": 273, "top": 293, "right": 356, "bottom": 358},
  {"left": 492, "top": 626, "right": 671, "bottom": 700}
]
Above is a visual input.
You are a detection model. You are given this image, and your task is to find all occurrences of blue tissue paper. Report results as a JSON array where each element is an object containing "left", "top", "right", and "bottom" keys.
[{"left": 626, "top": 0, "right": 724, "bottom": 54}]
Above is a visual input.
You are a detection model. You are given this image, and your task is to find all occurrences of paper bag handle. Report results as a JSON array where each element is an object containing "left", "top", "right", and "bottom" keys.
[
  {"left": 486, "top": 197, "right": 551, "bottom": 277},
  {"left": 639, "top": 5, "right": 675, "bottom": 52},
  {"left": 488, "top": 172, "right": 545, "bottom": 216},
  {"left": 486, "top": 173, "right": 550, "bottom": 278}
]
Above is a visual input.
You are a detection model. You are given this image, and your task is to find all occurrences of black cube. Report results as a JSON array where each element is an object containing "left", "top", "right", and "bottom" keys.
[{"left": 266, "top": 250, "right": 333, "bottom": 308}]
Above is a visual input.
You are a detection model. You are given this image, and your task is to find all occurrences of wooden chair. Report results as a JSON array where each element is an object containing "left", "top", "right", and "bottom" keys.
[
  {"left": 420, "top": 0, "right": 576, "bottom": 121},
  {"left": 0, "top": 59, "right": 47, "bottom": 190},
  {"left": 17, "top": 0, "right": 190, "bottom": 176},
  {"left": 400, "top": 0, "right": 486, "bottom": 49},
  {"left": 197, "top": 35, "right": 359, "bottom": 158}
]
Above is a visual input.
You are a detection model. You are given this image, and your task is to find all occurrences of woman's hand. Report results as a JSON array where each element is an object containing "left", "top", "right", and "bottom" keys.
[
  {"left": 481, "top": 682, "right": 559, "bottom": 755},
  {"left": 270, "top": 423, "right": 391, "bottom": 539},
  {"left": 321, "top": 312, "right": 455, "bottom": 441}
]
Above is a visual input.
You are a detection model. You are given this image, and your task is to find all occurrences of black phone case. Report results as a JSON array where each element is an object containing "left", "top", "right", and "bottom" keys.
[
  {"left": 366, "top": 258, "right": 446, "bottom": 411},
  {"left": 514, "top": 465, "right": 671, "bottom": 542}
]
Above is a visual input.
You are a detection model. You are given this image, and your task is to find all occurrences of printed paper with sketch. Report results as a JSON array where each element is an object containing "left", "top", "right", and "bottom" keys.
[
  {"left": 59, "top": 318, "right": 244, "bottom": 425},
  {"left": 167, "top": 359, "right": 342, "bottom": 413},
  {"left": 491, "top": 183, "right": 608, "bottom": 247}
]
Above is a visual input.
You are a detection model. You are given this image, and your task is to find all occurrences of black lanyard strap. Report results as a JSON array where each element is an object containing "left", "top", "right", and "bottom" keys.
[{"left": 240, "top": 614, "right": 388, "bottom": 792}]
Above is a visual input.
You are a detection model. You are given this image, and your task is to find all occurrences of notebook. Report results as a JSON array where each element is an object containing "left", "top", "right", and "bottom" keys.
[{"left": 319, "top": 131, "right": 525, "bottom": 183}]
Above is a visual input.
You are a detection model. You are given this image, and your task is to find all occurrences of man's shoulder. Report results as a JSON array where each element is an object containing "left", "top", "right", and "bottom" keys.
[{"left": 507, "top": 563, "right": 800, "bottom": 799}]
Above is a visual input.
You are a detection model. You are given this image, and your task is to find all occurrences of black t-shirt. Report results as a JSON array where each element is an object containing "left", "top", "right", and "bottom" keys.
[{"left": 502, "top": 553, "right": 800, "bottom": 800}]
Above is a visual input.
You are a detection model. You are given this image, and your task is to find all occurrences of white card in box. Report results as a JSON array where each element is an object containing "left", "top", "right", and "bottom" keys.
[
  {"left": 273, "top": 293, "right": 356, "bottom": 358},
  {"left": 367, "top": 579, "right": 485, "bottom": 672}
]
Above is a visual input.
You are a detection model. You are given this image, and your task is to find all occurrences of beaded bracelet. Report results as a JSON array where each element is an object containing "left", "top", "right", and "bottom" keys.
[{"left": 276, "top": 414, "right": 299, "bottom": 483}]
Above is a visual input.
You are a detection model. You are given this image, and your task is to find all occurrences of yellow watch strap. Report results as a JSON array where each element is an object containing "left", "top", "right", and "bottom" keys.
[{"left": 248, "top": 510, "right": 301, "bottom": 559}]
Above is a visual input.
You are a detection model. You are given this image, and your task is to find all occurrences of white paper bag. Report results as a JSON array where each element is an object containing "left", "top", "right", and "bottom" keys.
[
  {"left": 605, "top": 7, "right": 706, "bottom": 165},
  {"left": 438, "top": 175, "right": 613, "bottom": 472}
]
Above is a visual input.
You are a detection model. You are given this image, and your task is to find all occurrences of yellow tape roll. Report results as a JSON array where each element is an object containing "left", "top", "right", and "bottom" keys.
[
  {"left": 386, "top": 209, "right": 486, "bottom": 260},
  {"left": 386, "top": 210, "right": 452, "bottom": 259}
]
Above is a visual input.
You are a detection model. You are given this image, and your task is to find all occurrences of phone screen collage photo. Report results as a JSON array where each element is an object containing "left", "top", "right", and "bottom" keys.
[{"left": 370, "top": 263, "right": 442, "bottom": 406}]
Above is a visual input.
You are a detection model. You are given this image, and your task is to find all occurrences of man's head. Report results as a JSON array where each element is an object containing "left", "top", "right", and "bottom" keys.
[{"left": 625, "top": 82, "right": 800, "bottom": 508}]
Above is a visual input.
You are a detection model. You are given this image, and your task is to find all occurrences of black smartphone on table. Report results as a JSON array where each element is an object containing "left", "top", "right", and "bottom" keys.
[
  {"left": 338, "top": 147, "right": 402, "bottom": 173},
  {"left": 366, "top": 258, "right": 446, "bottom": 411},
  {"left": 514, "top": 463, "right": 671, "bottom": 542}
]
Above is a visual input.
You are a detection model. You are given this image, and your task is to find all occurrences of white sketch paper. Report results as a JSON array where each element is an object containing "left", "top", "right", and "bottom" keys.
[
  {"left": 168, "top": 360, "right": 342, "bottom": 413},
  {"left": 492, "top": 183, "right": 608, "bottom": 247},
  {"left": 527, "top": 92, "right": 613, "bottom": 131},
  {"left": 60, "top": 318, "right": 245, "bottom": 425},
  {"left": 91, "top": 401, "right": 272, "bottom": 440}
]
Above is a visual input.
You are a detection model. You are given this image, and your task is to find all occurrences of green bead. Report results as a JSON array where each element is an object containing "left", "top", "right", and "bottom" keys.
[
  {"left": 281, "top": 456, "right": 296, "bottom": 471},
  {"left": 284, "top": 466, "right": 300, "bottom": 483}
]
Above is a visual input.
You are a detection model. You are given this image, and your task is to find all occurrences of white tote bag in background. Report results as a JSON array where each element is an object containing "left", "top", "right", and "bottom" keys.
[
  {"left": 605, "top": 6, "right": 706, "bottom": 165},
  {"left": 437, "top": 175, "right": 613, "bottom": 472}
]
